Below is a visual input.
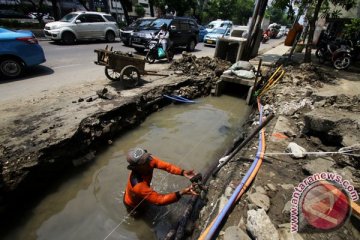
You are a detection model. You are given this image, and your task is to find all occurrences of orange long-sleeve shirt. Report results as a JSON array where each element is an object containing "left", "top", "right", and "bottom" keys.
[{"left": 124, "top": 155, "right": 184, "bottom": 208}]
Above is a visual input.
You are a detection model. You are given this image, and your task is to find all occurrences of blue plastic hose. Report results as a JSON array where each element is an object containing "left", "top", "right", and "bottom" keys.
[{"left": 163, "top": 94, "right": 196, "bottom": 103}]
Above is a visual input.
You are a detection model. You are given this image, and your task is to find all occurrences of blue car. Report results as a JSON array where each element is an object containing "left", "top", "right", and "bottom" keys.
[
  {"left": 0, "top": 28, "right": 46, "bottom": 78},
  {"left": 198, "top": 25, "right": 208, "bottom": 42},
  {"left": 203, "top": 27, "right": 231, "bottom": 47}
]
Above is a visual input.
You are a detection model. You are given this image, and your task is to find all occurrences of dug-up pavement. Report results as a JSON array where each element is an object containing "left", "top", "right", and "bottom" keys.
[
  {"left": 1, "top": 42, "right": 360, "bottom": 240},
  {"left": 194, "top": 50, "right": 360, "bottom": 239}
]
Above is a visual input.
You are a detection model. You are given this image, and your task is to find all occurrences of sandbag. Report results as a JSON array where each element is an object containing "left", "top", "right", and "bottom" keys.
[
  {"left": 229, "top": 61, "right": 254, "bottom": 71},
  {"left": 233, "top": 70, "right": 255, "bottom": 79}
]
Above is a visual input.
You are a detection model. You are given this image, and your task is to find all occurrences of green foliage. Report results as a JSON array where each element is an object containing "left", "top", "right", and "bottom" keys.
[
  {"left": 232, "top": 0, "right": 254, "bottom": 25},
  {"left": 134, "top": 4, "right": 146, "bottom": 17},
  {"left": 343, "top": 18, "right": 360, "bottom": 40},
  {"left": 201, "top": 0, "right": 254, "bottom": 25},
  {"left": 266, "top": 5, "right": 291, "bottom": 25},
  {"left": 272, "top": 0, "right": 356, "bottom": 21}
]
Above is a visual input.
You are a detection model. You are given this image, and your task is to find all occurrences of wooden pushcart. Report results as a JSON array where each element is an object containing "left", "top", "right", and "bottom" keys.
[{"left": 94, "top": 46, "right": 167, "bottom": 88}]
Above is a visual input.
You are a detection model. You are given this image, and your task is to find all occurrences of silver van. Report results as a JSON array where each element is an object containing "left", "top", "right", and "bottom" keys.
[{"left": 44, "top": 11, "right": 119, "bottom": 44}]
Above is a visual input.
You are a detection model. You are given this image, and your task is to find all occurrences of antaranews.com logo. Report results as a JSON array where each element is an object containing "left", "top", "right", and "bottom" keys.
[{"left": 290, "top": 172, "right": 359, "bottom": 233}]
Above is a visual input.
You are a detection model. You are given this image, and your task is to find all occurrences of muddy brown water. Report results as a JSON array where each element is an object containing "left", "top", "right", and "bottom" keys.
[{"left": 3, "top": 95, "right": 251, "bottom": 240}]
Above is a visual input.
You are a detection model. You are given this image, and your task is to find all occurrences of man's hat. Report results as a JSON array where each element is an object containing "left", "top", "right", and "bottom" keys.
[{"left": 126, "top": 148, "right": 150, "bottom": 165}]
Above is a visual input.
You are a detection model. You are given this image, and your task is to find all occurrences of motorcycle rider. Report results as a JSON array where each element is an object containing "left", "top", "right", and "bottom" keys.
[{"left": 155, "top": 23, "right": 171, "bottom": 62}]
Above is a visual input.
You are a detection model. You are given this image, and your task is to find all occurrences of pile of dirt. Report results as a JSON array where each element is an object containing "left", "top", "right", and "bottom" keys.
[{"left": 169, "top": 53, "right": 231, "bottom": 76}]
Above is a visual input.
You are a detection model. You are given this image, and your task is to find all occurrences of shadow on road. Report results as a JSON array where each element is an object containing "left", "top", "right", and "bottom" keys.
[
  {"left": 0, "top": 65, "right": 54, "bottom": 84},
  {"left": 48, "top": 39, "right": 121, "bottom": 46}
]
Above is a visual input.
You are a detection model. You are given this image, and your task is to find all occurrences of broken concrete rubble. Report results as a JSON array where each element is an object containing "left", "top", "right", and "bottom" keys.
[{"left": 194, "top": 61, "right": 360, "bottom": 239}]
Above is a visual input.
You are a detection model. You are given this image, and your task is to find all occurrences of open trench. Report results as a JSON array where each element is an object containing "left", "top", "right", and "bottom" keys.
[{"left": 0, "top": 83, "right": 252, "bottom": 239}]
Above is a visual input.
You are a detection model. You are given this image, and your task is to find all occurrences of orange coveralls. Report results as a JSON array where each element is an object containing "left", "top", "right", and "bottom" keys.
[{"left": 124, "top": 155, "right": 184, "bottom": 209}]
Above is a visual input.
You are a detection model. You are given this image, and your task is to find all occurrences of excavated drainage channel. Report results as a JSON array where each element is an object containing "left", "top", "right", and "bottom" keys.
[{"left": 2, "top": 95, "right": 251, "bottom": 240}]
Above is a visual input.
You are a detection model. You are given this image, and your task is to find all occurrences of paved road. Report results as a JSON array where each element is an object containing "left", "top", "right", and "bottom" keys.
[{"left": 0, "top": 37, "right": 284, "bottom": 102}]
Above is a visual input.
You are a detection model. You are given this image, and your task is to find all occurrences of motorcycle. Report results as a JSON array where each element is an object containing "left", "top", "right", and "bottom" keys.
[
  {"left": 262, "top": 29, "right": 270, "bottom": 43},
  {"left": 145, "top": 36, "right": 174, "bottom": 64},
  {"left": 261, "top": 24, "right": 281, "bottom": 43},
  {"left": 315, "top": 31, "right": 336, "bottom": 59},
  {"left": 316, "top": 37, "right": 348, "bottom": 64},
  {"left": 332, "top": 39, "right": 360, "bottom": 70}
]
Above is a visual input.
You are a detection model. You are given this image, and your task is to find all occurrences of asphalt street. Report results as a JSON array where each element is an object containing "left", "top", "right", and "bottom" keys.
[{"left": 0, "top": 37, "right": 284, "bottom": 102}]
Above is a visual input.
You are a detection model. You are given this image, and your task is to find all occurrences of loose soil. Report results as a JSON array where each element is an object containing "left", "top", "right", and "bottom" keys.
[{"left": 0, "top": 50, "right": 359, "bottom": 240}]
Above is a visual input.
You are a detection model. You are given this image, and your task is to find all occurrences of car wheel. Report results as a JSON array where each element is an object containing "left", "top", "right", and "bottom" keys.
[
  {"left": 134, "top": 47, "right": 144, "bottom": 53},
  {"left": 62, "top": 31, "right": 76, "bottom": 45},
  {"left": 187, "top": 39, "right": 196, "bottom": 52},
  {"left": 105, "top": 31, "right": 115, "bottom": 43},
  {"left": 0, "top": 58, "right": 23, "bottom": 78}
]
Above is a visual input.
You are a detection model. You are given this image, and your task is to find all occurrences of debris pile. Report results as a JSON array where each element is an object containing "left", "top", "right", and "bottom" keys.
[
  {"left": 193, "top": 60, "right": 360, "bottom": 240},
  {"left": 282, "top": 63, "right": 336, "bottom": 87},
  {"left": 170, "top": 52, "right": 231, "bottom": 76}
]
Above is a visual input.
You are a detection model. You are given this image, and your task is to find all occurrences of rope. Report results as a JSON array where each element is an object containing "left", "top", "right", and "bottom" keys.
[
  {"left": 103, "top": 97, "right": 241, "bottom": 240},
  {"left": 255, "top": 149, "right": 359, "bottom": 158}
]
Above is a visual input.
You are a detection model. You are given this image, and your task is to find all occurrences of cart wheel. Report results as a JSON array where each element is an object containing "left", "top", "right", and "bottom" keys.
[
  {"left": 105, "top": 67, "right": 121, "bottom": 81},
  {"left": 120, "top": 65, "right": 140, "bottom": 88}
]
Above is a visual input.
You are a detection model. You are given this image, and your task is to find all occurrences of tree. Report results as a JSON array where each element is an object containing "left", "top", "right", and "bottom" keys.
[
  {"left": 51, "top": 0, "right": 60, "bottom": 20},
  {"left": 233, "top": 0, "right": 255, "bottom": 25},
  {"left": 23, "top": 0, "right": 47, "bottom": 25},
  {"left": 273, "top": 0, "right": 356, "bottom": 62},
  {"left": 154, "top": 0, "right": 196, "bottom": 16},
  {"left": 78, "top": 0, "right": 89, "bottom": 11},
  {"left": 343, "top": 18, "right": 360, "bottom": 40},
  {"left": 135, "top": 4, "right": 146, "bottom": 17},
  {"left": 265, "top": 5, "right": 291, "bottom": 25},
  {"left": 120, "top": 0, "right": 132, "bottom": 24}
]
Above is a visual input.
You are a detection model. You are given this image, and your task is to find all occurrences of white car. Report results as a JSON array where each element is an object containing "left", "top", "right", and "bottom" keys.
[{"left": 44, "top": 11, "right": 119, "bottom": 44}]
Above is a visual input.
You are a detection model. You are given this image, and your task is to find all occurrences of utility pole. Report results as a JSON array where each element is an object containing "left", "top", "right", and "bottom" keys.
[{"left": 242, "top": 0, "right": 268, "bottom": 60}]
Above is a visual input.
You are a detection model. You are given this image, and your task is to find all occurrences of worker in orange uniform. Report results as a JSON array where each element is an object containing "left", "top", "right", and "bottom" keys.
[{"left": 123, "top": 147, "right": 198, "bottom": 216}]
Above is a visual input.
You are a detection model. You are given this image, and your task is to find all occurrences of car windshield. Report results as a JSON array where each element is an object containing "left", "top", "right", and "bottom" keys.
[
  {"left": 60, "top": 13, "right": 78, "bottom": 22},
  {"left": 146, "top": 19, "right": 172, "bottom": 29},
  {"left": 213, "top": 28, "right": 227, "bottom": 34},
  {"left": 130, "top": 19, "right": 154, "bottom": 28}
]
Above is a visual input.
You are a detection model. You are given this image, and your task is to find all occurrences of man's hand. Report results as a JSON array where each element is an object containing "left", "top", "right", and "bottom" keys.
[
  {"left": 180, "top": 185, "right": 198, "bottom": 196},
  {"left": 183, "top": 170, "right": 196, "bottom": 179}
]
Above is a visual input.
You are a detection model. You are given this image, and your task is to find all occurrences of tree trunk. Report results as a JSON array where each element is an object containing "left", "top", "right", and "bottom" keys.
[
  {"left": 51, "top": 0, "right": 60, "bottom": 20},
  {"left": 120, "top": 0, "right": 131, "bottom": 25},
  {"left": 304, "top": 0, "right": 324, "bottom": 62},
  {"left": 149, "top": 0, "right": 154, "bottom": 17},
  {"left": 78, "top": 0, "right": 89, "bottom": 11}
]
